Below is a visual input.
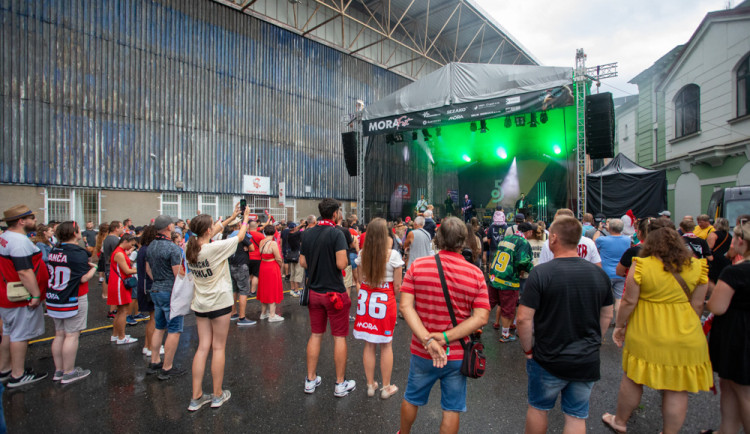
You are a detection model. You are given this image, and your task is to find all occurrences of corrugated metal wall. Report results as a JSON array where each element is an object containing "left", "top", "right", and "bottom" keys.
[{"left": 0, "top": 0, "right": 410, "bottom": 199}]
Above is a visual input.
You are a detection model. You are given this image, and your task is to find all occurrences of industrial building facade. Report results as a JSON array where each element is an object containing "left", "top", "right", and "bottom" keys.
[{"left": 0, "top": 0, "right": 535, "bottom": 224}]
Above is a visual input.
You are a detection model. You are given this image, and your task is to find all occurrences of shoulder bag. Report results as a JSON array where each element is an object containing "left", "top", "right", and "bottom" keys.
[
  {"left": 434, "top": 254, "right": 486, "bottom": 378},
  {"left": 3, "top": 260, "right": 43, "bottom": 303},
  {"left": 170, "top": 257, "right": 195, "bottom": 318}
]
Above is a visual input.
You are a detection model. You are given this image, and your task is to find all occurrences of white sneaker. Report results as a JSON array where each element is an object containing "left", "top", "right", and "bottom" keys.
[
  {"left": 143, "top": 347, "right": 152, "bottom": 357},
  {"left": 160, "top": 345, "right": 165, "bottom": 355},
  {"left": 259, "top": 313, "right": 269, "bottom": 320},
  {"left": 111, "top": 335, "right": 130, "bottom": 342},
  {"left": 304, "top": 375, "right": 321, "bottom": 394},
  {"left": 117, "top": 336, "right": 138, "bottom": 345},
  {"left": 334, "top": 379, "right": 356, "bottom": 397},
  {"left": 268, "top": 315, "right": 285, "bottom": 323}
]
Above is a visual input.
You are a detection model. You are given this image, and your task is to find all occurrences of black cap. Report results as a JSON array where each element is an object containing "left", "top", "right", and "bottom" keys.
[
  {"left": 515, "top": 213, "right": 525, "bottom": 221},
  {"left": 517, "top": 222, "right": 534, "bottom": 232}
]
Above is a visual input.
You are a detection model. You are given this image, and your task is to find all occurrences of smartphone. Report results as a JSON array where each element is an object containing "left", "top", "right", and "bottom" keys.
[{"left": 240, "top": 198, "right": 247, "bottom": 214}]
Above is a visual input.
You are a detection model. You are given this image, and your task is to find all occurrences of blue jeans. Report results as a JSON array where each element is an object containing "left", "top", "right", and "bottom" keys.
[
  {"left": 348, "top": 252, "right": 358, "bottom": 269},
  {"left": 526, "top": 359, "right": 594, "bottom": 419},
  {"left": 404, "top": 354, "right": 467, "bottom": 412},
  {"left": 0, "top": 382, "right": 5, "bottom": 434},
  {"left": 150, "top": 291, "right": 184, "bottom": 334}
]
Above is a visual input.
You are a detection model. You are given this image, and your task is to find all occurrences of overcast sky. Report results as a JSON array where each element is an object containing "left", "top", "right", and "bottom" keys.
[{"left": 475, "top": 0, "right": 731, "bottom": 97}]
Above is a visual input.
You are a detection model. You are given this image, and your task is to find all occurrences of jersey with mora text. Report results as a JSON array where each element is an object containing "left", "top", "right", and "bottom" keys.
[
  {"left": 46, "top": 243, "right": 91, "bottom": 318},
  {"left": 488, "top": 234, "right": 533, "bottom": 290}
]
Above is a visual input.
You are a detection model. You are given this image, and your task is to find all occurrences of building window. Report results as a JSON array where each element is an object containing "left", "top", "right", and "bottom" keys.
[
  {"left": 674, "top": 84, "right": 700, "bottom": 138},
  {"left": 160, "top": 193, "right": 242, "bottom": 220},
  {"left": 45, "top": 188, "right": 101, "bottom": 226},
  {"left": 738, "top": 54, "right": 749, "bottom": 117}
]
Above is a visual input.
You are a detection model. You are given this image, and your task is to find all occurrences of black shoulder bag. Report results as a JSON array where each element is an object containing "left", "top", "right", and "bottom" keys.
[
  {"left": 298, "top": 226, "right": 336, "bottom": 307},
  {"left": 434, "top": 254, "right": 486, "bottom": 378}
]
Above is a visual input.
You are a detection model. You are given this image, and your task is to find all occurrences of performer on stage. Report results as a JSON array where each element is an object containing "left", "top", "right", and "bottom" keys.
[
  {"left": 515, "top": 193, "right": 527, "bottom": 215},
  {"left": 415, "top": 195, "right": 428, "bottom": 215},
  {"left": 444, "top": 193, "right": 454, "bottom": 216},
  {"left": 462, "top": 194, "right": 474, "bottom": 223}
]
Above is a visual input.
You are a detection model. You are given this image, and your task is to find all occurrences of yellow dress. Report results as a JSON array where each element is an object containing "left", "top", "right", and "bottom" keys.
[{"left": 622, "top": 256, "right": 713, "bottom": 392}]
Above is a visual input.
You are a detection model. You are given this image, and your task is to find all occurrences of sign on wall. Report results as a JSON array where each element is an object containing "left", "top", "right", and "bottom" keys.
[
  {"left": 278, "top": 182, "right": 286, "bottom": 207},
  {"left": 243, "top": 175, "right": 271, "bottom": 195}
]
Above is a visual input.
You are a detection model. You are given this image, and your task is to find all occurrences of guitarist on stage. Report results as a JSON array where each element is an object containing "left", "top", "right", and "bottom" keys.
[
  {"left": 515, "top": 193, "right": 527, "bottom": 215},
  {"left": 462, "top": 194, "right": 474, "bottom": 223}
]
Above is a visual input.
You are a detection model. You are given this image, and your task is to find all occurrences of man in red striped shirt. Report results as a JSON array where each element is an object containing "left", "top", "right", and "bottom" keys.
[{"left": 399, "top": 217, "right": 490, "bottom": 434}]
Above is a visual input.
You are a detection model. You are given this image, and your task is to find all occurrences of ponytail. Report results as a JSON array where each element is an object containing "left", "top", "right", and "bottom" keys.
[
  {"left": 185, "top": 236, "right": 201, "bottom": 264},
  {"left": 185, "top": 213, "right": 213, "bottom": 264}
]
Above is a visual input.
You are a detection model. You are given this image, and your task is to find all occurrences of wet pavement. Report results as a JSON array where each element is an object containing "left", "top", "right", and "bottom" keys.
[{"left": 5, "top": 280, "right": 721, "bottom": 433}]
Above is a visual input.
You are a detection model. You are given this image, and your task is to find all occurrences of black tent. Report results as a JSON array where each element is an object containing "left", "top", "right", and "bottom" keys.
[{"left": 586, "top": 153, "right": 667, "bottom": 218}]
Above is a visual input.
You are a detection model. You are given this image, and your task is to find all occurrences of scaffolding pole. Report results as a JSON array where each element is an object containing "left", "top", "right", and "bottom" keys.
[
  {"left": 356, "top": 113, "right": 365, "bottom": 223},
  {"left": 574, "top": 49, "right": 588, "bottom": 219}
]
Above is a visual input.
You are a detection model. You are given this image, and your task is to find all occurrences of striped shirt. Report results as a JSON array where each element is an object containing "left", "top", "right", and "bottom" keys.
[{"left": 401, "top": 251, "right": 490, "bottom": 361}]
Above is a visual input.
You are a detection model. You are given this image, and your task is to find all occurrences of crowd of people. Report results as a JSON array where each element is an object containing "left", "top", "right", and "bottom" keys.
[{"left": 0, "top": 198, "right": 748, "bottom": 434}]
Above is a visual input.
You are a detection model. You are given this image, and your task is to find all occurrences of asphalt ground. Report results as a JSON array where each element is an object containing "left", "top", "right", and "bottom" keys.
[{"left": 4, "top": 279, "right": 722, "bottom": 433}]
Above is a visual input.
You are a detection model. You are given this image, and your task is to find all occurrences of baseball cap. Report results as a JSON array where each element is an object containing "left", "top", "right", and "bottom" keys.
[
  {"left": 515, "top": 213, "right": 525, "bottom": 222},
  {"left": 288, "top": 222, "right": 297, "bottom": 229},
  {"left": 658, "top": 210, "right": 671, "bottom": 217},
  {"left": 154, "top": 215, "right": 177, "bottom": 231},
  {"left": 517, "top": 222, "right": 534, "bottom": 232}
]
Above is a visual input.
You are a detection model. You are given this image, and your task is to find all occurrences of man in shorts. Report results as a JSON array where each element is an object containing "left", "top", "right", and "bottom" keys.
[
  {"left": 246, "top": 221, "right": 266, "bottom": 296},
  {"left": 0, "top": 205, "right": 49, "bottom": 388},
  {"left": 286, "top": 223, "right": 304, "bottom": 296},
  {"left": 227, "top": 221, "right": 256, "bottom": 326},
  {"left": 399, "top": 217, "right": 490, "bottom": 434},
  {"left": 300, "top": 198, "right": 355, "bottom": 397},
  {"left": 517, "top": 216, "right": 613, "bottom": 433}
]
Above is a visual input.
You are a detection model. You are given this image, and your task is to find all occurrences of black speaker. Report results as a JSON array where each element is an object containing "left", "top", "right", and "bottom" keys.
[
  {"left": 342, "top": 132, "right": 358, "bottom": 176},
  {"left": 585, "top": 92, "right": 615, "bottom": 159}
]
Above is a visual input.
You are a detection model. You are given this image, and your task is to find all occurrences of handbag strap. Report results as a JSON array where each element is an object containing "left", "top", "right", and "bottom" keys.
[
  {"left": 434, "top": 254, "right": 458, "bottom": 328},
  {"left": 713, "top": 232, "right": 730, "bottom": 252},
  {"left": 670, "top": 271, "right": 692, "bottom": 302}
]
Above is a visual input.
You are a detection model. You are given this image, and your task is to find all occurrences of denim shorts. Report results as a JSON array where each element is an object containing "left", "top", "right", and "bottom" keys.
[
  {"left": 150, "top": 291, "right": 184, "bottom": 334},
  {"left": 611, "top": 278, "right": 625, "bottom": 300},
  {"left": 526, "top": 359, "right": 594, "bottom": 419},
  {"left": 404, "top": 354, "right": 467, "bottom": 412},
  {"left": 348, "top": 252, "right": 358, "bottom": 269}
]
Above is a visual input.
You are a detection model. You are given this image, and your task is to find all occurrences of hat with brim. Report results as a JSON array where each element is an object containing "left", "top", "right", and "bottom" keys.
[{"left": 1, "top": 205, "right": 36, "bottom": 222}]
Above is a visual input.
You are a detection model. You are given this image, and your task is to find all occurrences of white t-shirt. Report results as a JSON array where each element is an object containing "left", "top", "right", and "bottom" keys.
[
  {"left": 355, "top": 249, "right": 405, "bottom": 283},
  {"left": 189, "top": 237, "right": 239, "bottom": 313},
  {"left": 538, "top": 236, "right": 601, "bottom": 265}
]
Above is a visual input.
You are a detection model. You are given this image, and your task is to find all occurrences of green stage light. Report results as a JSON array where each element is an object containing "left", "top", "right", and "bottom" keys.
[
  {"left": 553, "top": 144, "right": 562, "bottom": 155},
  {"left": 462, "top": 154, "right": 472, "bottom": 162},
  {"left": 496, "top": 148, "right": 508, "bottom": 159}
]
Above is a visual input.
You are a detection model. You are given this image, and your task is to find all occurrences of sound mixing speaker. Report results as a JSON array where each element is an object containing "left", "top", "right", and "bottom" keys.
[
  {"left": 341, "top": 131, "right": 358, "bottom": 176},
  {"left": 585, "top": 92, "right": 615, "bottom": 159}
]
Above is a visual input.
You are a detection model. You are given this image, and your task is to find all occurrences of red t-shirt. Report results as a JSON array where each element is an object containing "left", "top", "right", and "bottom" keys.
[
  {"left": 360, "top": 232, "right": 367, "bottom": 249},
  {"left": 401, "top": 251, "right": 490, "bottom": 361},
  {"left": 0, "top": 231, "right": 49, "bottom": 308},
  {"left": 248, "top": 230, "right": 265, "bottom": 260}
]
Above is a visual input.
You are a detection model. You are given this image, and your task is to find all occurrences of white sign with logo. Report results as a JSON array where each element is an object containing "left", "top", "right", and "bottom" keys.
[
  {"left": 243, "top": 175, "right": 271, "bottom": 195},
  {"left": 278, "top": 182, "right": 285, "bottom": 207}
]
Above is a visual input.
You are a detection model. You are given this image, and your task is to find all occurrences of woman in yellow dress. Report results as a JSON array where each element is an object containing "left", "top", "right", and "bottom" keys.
[{"left": 602, "top": 219, "right": 712, "bottom": 434}]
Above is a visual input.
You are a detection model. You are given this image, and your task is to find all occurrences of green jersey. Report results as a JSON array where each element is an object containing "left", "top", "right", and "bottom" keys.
[{"left": 488, "top": 234, "right": 533, "bottom": 290}]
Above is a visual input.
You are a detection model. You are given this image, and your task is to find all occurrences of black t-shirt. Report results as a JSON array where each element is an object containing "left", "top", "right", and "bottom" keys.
[
  {"left": 619, "top": 245, "right": 642, "bottom": 268},
  {"left": 486, "top": 223, "right": 505, "bottom": 252},
  {"left": 301, "top": 225, "right": 348, "bottom": 293},
  {"left": 287, "top": 231, "right": 302, "bottom": 252},
  {"left": 520, "top": 257, "right": 614, "bottom": 382},
  {"left": 47, "top": 243, "right": 90, "bottom": 299},
  {"left": 684, "top": 236, "right": 712, "bottom": 259},
  {"left": 280, "top": 228, "right": 290, "bottom": 251},
  {"left": 229, "top": 234, "right": 252, "bottom": 267},
  {"left": 338, "top": 226, "right": 355, "bottom": 255},
  {"left": 718, "top": 262, "right": 750, "bottom": 311},
  {"left": 81, "top": 230, "right": 97, "bottom": 250}
]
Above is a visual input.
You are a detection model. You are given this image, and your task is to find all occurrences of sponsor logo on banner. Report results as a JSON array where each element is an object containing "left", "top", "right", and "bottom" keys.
[
  {"left": 422, "top": 119, "right": 442, "bottom": 125},
  {"left": 505, "top": 96, "right": 521, "bottom": 105},
  {"left": 396, "top": 183, "right": 411, "bottom": 200},
  {"left": 243, "top": 175, "right": 271, "bottom": 195},
  {"left": 448, "top": 115, "right": 465, "bottom": 121},
  {"left": 447, "top": 108, "right": 467, "bottom": 114},
  {"left": 367, "top": 115, "right": 413, "bottom": 133},
  {"left": 422, "top": 111, "right": 440, "bottom": 118}
]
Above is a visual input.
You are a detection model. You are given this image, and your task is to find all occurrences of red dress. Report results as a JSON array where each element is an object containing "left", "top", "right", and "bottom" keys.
[
  {"left": 107, "top": 246, "right": 133, "bottom": 306},
  {"left": 258, "top": 242, "right": 283, "bottom": 304}
]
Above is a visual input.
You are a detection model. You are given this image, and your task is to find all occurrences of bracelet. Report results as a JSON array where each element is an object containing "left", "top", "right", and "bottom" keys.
[
  {"left": 442, "top": 331, "right": 449, "bottom": 345},
  {"left": 241, "top": 222, "right": 248, "bottom": 226},
  {"left": 524, "top": 348, "right": 533, "bottom": 355},
  {"left": 30, "top": 296, "right": 40, "bottom": 300},
  {"left": 424, "top": 337, "right": 435, "bottom": 348}
]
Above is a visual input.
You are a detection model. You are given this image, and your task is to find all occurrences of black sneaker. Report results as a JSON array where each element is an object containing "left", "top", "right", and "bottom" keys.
[
  {"left": 158, "top": 366, "right": 187, "bottom": 381},
  {"left": 7, "top": 369, "right": 48, "bottom": 388},
  {"left": 146, "top": 362, "right": 163, "bottom": 375}
]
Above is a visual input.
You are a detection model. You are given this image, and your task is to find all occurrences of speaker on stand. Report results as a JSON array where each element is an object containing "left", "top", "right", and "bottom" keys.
[
  {"left": 341, "top": 132, "right": 358, "bottom": 177},
  {"left": 585, "top": 92, "right": 615, "bottom": 159}
]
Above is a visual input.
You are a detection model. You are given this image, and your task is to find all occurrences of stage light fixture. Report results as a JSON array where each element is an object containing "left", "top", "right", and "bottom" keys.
[
  {"left": 514, "top": 116, "right": 525, "bottom": 127},
  {"left": 470, "top": 122, "right": 477, "bottom": 132},
  {"left": 540, "top": 111, "right": 548, "bottom": 124},
  {"left": 480, "top": 119, "right": 489, "bottom": 133},
  {"left": 553, "top": 144, "right": 562, "bottom": 155},
  {"left": 412, "top": 131, "right": 418, "bottom": 141},
  {"left": 496, "top": 148, "right": 508, "bottom": 159},
  {"left": 436, "top": 127, "right": 442, "bottom": 137},
  {"left": 462, "top": 154, "right": 472, "bottom": 162},
  {"left": 530, "top": 113, "right": 538, "bottom": 128},
  {"left": 422, "top": 129, "right": 431, "bottom": 140},
  {"left": 504, "top": 117, "right": 512, "bottom": 128}
]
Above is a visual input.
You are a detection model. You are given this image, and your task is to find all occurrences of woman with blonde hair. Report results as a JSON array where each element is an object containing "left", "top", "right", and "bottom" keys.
[
  {"left": 353, "top": 218, "right": 404, "bottom": 399},
  {"left": 603, "top": 219, "right": 712, "bottom": 434}
]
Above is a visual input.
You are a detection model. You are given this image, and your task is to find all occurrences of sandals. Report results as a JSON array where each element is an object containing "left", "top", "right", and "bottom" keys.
[
  {"left": 380, "top": 384, "right": 399, "bottom": 399},
  {"left": 366, "top": 381, "right": 379, "bottom": 397},
  {"left": 602, "top": 413, "right": 626, "bottom": 433}
]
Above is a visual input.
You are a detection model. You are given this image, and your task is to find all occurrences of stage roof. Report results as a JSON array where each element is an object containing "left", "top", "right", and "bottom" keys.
[
  {"left": 209, "top": 1, "right": 539, "bottom": 81},
  {"left": 362, "top": 62, "right": 573, "bottom": 120}
]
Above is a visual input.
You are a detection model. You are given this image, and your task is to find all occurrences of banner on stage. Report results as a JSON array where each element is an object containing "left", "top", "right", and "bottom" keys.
[
  {"left": 395, "top": 183, "right": 411, "bottom": 200},
  {"left": 363, "top": 86, "right": 573, "bottom": 136},
  {"left": 243, "top": 175, "right": 271, "bottom": 195},
  {"left": 278, "top": 182, "right": 285, "bottom": 206}
]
